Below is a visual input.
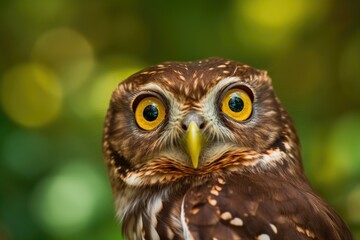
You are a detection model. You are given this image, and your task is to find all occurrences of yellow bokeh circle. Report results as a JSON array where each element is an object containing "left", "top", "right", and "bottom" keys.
[
  {"left": 32, "top": 28, "right": 95, "bottom": 93},
  {"left": 89, "top": 67, "right": 143, "bottom": 117},
  {"left": 1, "top": 63, "right": 63, "bottom": 128}
]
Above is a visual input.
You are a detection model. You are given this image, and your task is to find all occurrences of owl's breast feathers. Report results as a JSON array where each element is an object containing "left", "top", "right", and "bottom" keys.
[
  {"left": 118, "top": 171, "right": 352, "bottom": 240},
  {"left": 147, "top": 173, "right": 351, "bottom": 240}
]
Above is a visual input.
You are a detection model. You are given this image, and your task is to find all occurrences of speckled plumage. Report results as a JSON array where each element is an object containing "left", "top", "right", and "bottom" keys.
[{"left": 103, "top": 58, "right": 352, "bottom": 240}]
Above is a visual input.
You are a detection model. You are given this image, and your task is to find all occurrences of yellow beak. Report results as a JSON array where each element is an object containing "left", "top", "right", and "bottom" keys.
[{"left": 184, "top": 121, "right": 202, "bottom": 168}]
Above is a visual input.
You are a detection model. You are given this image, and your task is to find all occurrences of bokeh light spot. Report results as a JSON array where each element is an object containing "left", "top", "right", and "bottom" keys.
[
  {"left": 32, "top": 28, "right": 95, "bottom": 93},
  {"left": 90, "top": 67, "right": 142, "bottom": 116},
  {"left": 240, "top": 0, "right": 308, "bottom": 29},
  {"left": 347, "top": 186, "right": 360, "bottom": 223},
  {"left": 30, "top": 162, "right": 107, "bottom": 235},
  {"left": 320, "top": 113, "right": 360, "bottom": 185},
  {"left": 1, "top": 63, "right": 62, "bottom": 128},
  {"left": 68, "top": 56, "right": 144, "bottom": 118},
  {"left": 233, "top": 0, "right": 327, "bottom": 52}
]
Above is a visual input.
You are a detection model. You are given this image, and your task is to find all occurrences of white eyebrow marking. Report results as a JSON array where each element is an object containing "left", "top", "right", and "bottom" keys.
[
  {"left": 137, "top": 82, "right": 182, "bottom": 109},
  {"left": 138, "top": 83, "right": 173, "bottom": 97}
]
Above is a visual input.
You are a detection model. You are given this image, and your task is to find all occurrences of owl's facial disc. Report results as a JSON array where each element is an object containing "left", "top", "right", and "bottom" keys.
[{"left": 130, "top": 78, "right": 258, "bottom": 169}]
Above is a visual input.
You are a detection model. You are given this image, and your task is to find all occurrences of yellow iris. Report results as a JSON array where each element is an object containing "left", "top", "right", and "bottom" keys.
[
  {"left": 221, "top": 88, "right": 252, "bottom": 121},
  {"left": 134, "top": 97, "right": 166, "bottom": 130}
]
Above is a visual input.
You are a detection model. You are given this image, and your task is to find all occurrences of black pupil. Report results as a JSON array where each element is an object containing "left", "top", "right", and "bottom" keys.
[
  {"left": 143, "top": 105, "right": 158, "bottom": 121},
  {"left": 228, "top": 96, "right": 244, "bottom": 112}
]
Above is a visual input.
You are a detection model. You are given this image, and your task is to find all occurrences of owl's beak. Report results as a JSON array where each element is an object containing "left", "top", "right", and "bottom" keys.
[{"left": 184, "top": 121, "right": 202, "bottom": 168}]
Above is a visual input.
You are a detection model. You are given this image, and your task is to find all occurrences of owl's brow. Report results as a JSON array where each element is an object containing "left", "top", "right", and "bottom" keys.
[
  {"left": 137, "top": 76, "right": 246, "bottom": 98},
  {"left": 140, "top": 83, "right": 172, "bottom": 95},
  {"left": 135, "top": 83, "right": 176, "bottom": 100},
  {"left": 202, "top": 76, "right": 242, "bottom": 100}
]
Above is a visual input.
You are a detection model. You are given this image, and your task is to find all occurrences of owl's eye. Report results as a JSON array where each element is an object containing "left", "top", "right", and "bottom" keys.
[
  {"left": 134, "top": 96, "right": 166, "bottom": 130},
  {"left": 221, "top": 88, "right": 252, "bottom": 121}
]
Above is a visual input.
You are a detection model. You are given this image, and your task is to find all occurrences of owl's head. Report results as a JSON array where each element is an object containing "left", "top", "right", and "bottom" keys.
[{"left": 103, "top": 58, "right": 301, "bottom": 187}]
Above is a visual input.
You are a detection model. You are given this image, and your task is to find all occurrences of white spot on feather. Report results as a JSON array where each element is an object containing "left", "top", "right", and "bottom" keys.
[
  {"left": 230, "top": 217, "right": 243, "bottom": 226},
  {"left": 218, "top": 177, "right": 225, "bottom": 185},
  {"left": 220, "top": 211, "right": 232, "bottom": 220},
  {"left": 210, "top": 189, "right": 219, "bottom": 196},
  {"left": 257, "top": 234, "right": 270, "bottom": 240},
  {"left": 269, "top": 223, "right": 277, "bottom": 234},
  {"left": 207, "top": 196, "right": 217, "bottom": 206}
]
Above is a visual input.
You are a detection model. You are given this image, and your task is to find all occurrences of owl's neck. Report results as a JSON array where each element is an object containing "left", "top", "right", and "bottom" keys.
[{"left": 115, "top": 181, "right": 188, "bottom": 239}]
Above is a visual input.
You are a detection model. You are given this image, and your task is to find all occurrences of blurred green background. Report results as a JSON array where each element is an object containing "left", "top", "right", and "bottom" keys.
[{"left": 0, "top": 0, "right": 359, "bottom": 239}]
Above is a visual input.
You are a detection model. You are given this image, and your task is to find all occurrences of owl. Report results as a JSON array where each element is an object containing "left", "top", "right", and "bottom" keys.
[{"left": 102, "top": 58, "right": 352, "bottom": 240}]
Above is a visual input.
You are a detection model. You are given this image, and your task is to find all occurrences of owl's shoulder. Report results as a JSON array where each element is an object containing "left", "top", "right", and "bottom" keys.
[{"left": 182, "top": 173, "right": 352, "bottom": 240}]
